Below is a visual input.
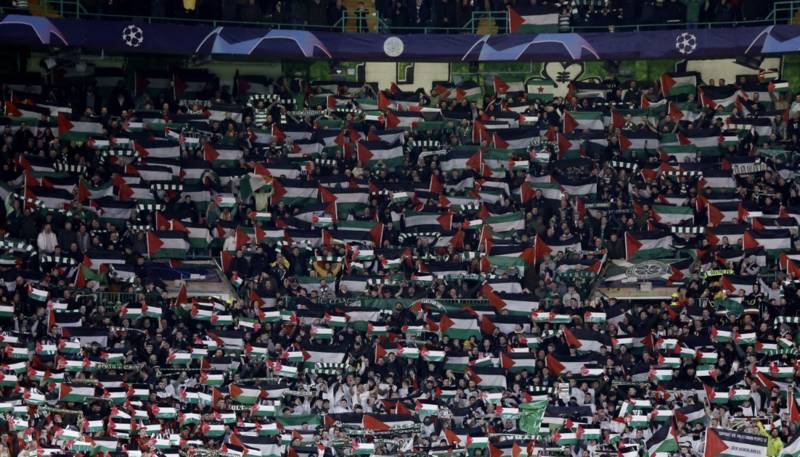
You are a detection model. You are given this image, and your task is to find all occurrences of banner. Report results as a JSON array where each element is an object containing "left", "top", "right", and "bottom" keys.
[
  {"left": 0, "top": 14, "right": 798, "bottom": 62},
  {"left": 704, "top": 428, "right": 767, "bottom": 457},
  {"left": 518, "top": 400, "right": 547, "bottom": 434}
]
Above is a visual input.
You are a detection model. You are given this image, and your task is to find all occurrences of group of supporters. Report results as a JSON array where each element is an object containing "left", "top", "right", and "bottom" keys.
[
  {"left": 0, "top": 63, "right": 799, "bottom": 457},
  {"left": 2, "top": 0, "right": 777, "bottom": 32}
]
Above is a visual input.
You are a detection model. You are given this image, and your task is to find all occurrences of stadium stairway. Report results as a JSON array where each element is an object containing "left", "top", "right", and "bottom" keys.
[
  {"left": 342, "top": 0, "right": 377, "bottom": 32},
  {"left": 476, "top": 17, "right": 499, "bottom": 34}
]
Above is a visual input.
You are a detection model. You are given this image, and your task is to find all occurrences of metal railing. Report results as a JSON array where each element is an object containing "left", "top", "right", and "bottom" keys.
[
  {"left": 3, "top": 0, "right": 791, "bottom": 34},
  {"left": 77, "top": 290, "right": 166, "bottom": 307},
  {"left": 565, "top": 18, "right": 777, "bottom": 32},
  {"left": 772, "top": 0, "right": 800, "bottom": 24}
]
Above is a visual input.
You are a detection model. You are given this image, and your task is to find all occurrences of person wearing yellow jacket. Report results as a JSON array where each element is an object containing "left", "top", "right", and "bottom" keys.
[{"left": 756, "top": 420, "right": 784, "bottom": 457}]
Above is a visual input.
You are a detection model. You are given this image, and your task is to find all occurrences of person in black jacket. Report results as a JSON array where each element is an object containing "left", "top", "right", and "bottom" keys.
[{"left": 407, "top": 0, "right": 431, "bottom": 27}]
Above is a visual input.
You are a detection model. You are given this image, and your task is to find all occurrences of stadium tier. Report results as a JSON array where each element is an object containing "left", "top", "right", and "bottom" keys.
[{"left": 2, "top": 1, "right": 800, "bottom": 457}]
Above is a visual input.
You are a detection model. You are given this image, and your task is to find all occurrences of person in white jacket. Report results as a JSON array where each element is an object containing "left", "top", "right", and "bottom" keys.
[{"left": 36, "top": 224, "right": 58, "bottom": 254}]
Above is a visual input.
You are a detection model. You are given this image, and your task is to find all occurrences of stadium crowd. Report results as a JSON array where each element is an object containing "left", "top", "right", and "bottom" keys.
[
  {"left": 1, "top": 0, "right": 778, "bottom": 30},
  {"left": 0, "top": 64, "right": 799, "bottom": 457}
]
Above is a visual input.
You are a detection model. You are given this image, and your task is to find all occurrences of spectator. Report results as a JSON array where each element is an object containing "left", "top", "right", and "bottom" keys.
[
  {"left": 221, "top": 0, "right": 237, "bottom": 21},
  {"left": 713, "top": 0, "right": 739, "bottom": 22},
  {"left": 307, "top": 0, "right": 329, "bottom": 26},
  {"left": 327, "top": 0, "right": 347, "bottom": 28},
  {"left": 681, "top": 0, "right": 703, "bottom": 22},
  {"left": 57, "top": 221, "right": 78, "bottom": 252},
  {"left": 354, "top": 1, "right": 369, "bottom": 32},
  {"left": 36, "top": 223, "right": 58, "bottom": 254},
  {"left": 1, "top": 52, "right": 799, "bottom": 457},
  {"left": 407, "top": 0, "right": 430, "bottom": 27}
]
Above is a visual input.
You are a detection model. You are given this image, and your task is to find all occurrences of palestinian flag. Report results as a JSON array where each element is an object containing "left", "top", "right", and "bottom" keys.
[
  {"left": 700, "top": 85, "right": 742, "bottom": 108},
  {"left": 83, "top": 250, "right": 127, "bottom": 269},
  {"left": 386, "top": 110, "right": 424, "bottom": 129},
  {"left": 706, "top": 223, "right": 747, "bottom": 245},
  {"left": 563, "top": 111, "right": 604, "bottom": 134},
  {"left": 492, "top": 128, "right": 539, "bottom": 150},
  {"left": 146, "top": 231, "right": 190, "bottom": 259},
  {"left": 755, "top": 365, "right": 794, "bottom": 378},
  {"left": 352, "top": 442, "right": 375, "bottom": 455},
  {"left": 646, "top": 421, "right": 679, "bottom": 457},
  {"left": 439, "top": 313, "right": 481, "bottom": 340},
  {"left": 378, "top": 90, "right": 421, "bottom": 111},
  {"left": 545, "top": 353, "right": 599, "bottom": 375},
  {"left": 20, "top": 154, "right": 55, "bottom": 173},
  {"left": 357, "top": 140, "right": 404, "bottom": 169},
  {"left": 5, "top": 101, "right": 49, "bottom": 119},
  {"left": 677, "top": 129, "right": 726, "bottom": 150},
  {"left": 711, "top": 326, "right": 733, "bottom": 343},
  {"left": 272, "top": 123, "right": 313, "bottom": 143},
  {"left": 59, "top": 383, "right": 95, "bottom": 402},
  {"left": 30, "top": 187, "right": 73, "bottom": 209},
  {"left": 493, "top": 76, "right": 525, "bottom": 95},
  {"left": 270, "top": 179, "right": 318, "bottom": 205},
  {"left": 303, "top": 346, "right": 347, "bottom": 366},
  {"left": 172, "top": 70, "right": 214, "bottom": 98},
  {"left": 78, "top": 179, "right": 114, "bottom": 201},
  {"left": 235, "top": 74, "right": 272, "bottom": 96},
  {"left": 508, "top": 4, "right": 560, "bottom": 33},
  {"left": 485, "top": 213, "right": 525, "bottom": 234},
  {"left": 652, "top": 204, "right": 694, "bottom": 224},
  {"left": 533, "top": 235, "right": 582, "bottom": 261},
  {"left": 719, "top": 275, "right": 757, "bottom": 295},
  {"left": 229, "top": 385, "right": 263, "bottom": 404},
  {"left": 203, "top": 144, "right": 243, "bottom": 163},
  {"left": 624, "top": 231, "right": 673, "bottom": 260},
  {"left": 743, "top": 229, "right": 791, "bottom": 253},
  {"left": 455, "top": 81, "right": 482, "bottom": 102},
  {"left": 703, "top": 428, "right": 767, "bottom": 457},
  {"left": 134, "top": 139, "right": 180, "bottom": 159},
  {"left": 469, "top": 367, "right": 508, "bottom": 390},
  {"left": 660, "top": 72, "right": 698, "bottom": 97},
  {"left": 564, "top": 328, "right": 612, "bottom": 352},
  {"left": 440, "top": 147, "right": 483, "bottom": 173},
  {"left": 57, "top": 113, "right": 104, "bottom": 140},
  {"left": 675, "top": 404, "right": 706, "bottom": 424},
  {"left": 619, "top": 130, "right": 659, "bottom": 152},
  {"left": 483, "top": 292, "right": 538, "bottom": 316},
  {"left": 28, "top": 285, "right": 49, "bottom": 302},
  {"left": 404, "top": 211, "right": 453, "bottom": 231},
  {"left": 238, "top": 173, "right": 272, "bottom": 201},
  {"left": 557, "top": 175, "right": 597, "bottom": 197},
  {"left": 500, "top": 352, "right": 537, "bottom": 372}
]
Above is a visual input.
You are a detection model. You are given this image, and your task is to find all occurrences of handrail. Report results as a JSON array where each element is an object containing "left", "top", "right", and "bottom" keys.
[
  {"left": 12, "top": 0, "right": 797, "bottom": 34},
  {"left": 772, "top": 0, "right": 800, "bottom": 23},
  {"left": 79, "top": 290, "right": 166, "bottom": 307},
  {"left": 567, "top": 18, "right": 778, "bottom": 32}
]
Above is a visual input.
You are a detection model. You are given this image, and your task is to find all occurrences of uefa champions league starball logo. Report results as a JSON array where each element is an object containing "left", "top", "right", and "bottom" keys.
[
  {"left": 675, "top": 32, "right": 697, "bottom": 55},
  {"left": 122, "top": 25, "right": 144, "bottom": 48}
]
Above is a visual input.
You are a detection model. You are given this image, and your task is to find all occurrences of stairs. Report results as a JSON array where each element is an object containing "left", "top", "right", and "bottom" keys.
[
  {"left": 341, "top": 0, "right": 377, "bottom": 32},
  {"left": 26, "top": 0, "right": 64, "bottom": 17},
  {"left": 475, "top": 18, "right": 500, "bottom": 34}
]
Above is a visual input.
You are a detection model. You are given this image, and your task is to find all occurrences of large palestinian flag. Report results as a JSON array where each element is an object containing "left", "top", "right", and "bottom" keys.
[
  {"left": 508, "top": 5, "right": 560, "bottom": 33},
  {"left": 704, "top": 428, "right": 767, "bottom": 457}
]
